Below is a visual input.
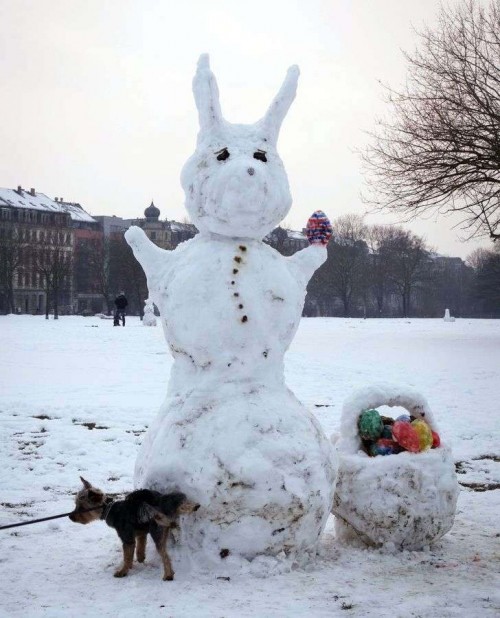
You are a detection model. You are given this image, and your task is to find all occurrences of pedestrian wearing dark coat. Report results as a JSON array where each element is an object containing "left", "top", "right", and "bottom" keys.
[{"left": 114, "top": 292, "right": 128, "bottom": 326}]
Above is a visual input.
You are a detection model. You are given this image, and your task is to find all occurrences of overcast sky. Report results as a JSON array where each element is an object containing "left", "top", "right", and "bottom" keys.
[{"left": 0, "top": 0, "right": 491, "bottom": 257}]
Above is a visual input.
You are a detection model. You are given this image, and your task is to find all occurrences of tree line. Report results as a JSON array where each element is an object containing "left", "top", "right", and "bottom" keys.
[
  {"left": 303, "top": 214, "right": 500, "bottom": 319},
  {"left": 2, "top": 217, "right": 498, "bottom": 319},
  {"left": 0, "top": 228, "right": 147, "bottom": 317}
]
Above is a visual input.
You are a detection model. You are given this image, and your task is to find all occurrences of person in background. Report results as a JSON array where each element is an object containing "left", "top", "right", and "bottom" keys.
[{"left": 114, "top": 292, "right": 128, "bottom": 326}]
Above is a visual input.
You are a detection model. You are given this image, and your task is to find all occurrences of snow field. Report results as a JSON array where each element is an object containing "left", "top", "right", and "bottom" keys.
[{"left": 0, "top": 315, "right": 499, "bottom": 617}]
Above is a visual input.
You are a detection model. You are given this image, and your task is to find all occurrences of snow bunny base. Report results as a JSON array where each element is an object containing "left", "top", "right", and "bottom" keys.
[
  {"left": 333, "top": 385, "right": 459, "bottom": 551},
  {"left": 125, "top": 55, "right": 336, "bottom": 562}
]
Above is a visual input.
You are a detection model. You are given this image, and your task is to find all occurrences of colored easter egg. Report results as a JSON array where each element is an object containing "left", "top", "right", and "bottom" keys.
[
  {"left": 396, "top": 414, "right": 411, "bottom": 423},
  {"left": 392, "top": 420, "right": 420, "bottom": 453},
  {"left": 381, "top": 424, "right": 394, "bottom": 440},
  {"left": 411, "top": 419, "right": 433, "bottom": 451},
  {"left": 370, "top": 438, "right": 398, "bottom": 456},
  {"left": 306, "top": 210, "right": 333, "bottom": 245},
  {"left": 431, "top": 430, "right": 441, "bottom": 448},
  {"left": 358, "top": 409, "right": 384, "bottom": 441}
]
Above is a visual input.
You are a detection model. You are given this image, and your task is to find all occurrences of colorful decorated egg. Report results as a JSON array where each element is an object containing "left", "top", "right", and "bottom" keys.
[
  {"left": 396, "top": 414, "right": 411, "bottom": 423},
  {"left": 431, "top": 430, "right": 441, "bottom": 448},
  {"left": 392, "top": 420, "right": 420, "bottom": 453},
  {"left": 370, "top": 438, "right": 397, "bottom": 456},
  {"left": 306, "top": 210, "right": 333, "bottom": 245},
  {"left": 358, "top": 409, "right": 384, "bottom": 441},
  {"left": 411, "top": 419, "right": 433, "bottom": 451},
  {"left": 381, "top": 424, "right": 393, "bottom": 440}
]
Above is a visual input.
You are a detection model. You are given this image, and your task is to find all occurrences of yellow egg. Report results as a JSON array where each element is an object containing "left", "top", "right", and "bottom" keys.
[{"left": 411, "top": 419, "right": 433, "bottom": 451}]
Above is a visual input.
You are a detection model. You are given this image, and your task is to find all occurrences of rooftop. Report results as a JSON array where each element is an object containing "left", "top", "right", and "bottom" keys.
[{"left": 0, "top": 187, "right": 96, "bottom": 223}]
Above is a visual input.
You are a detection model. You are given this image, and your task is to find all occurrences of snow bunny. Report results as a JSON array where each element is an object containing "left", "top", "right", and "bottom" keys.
[{"left": 125, "top": 55, "right": 336, "bottom": 561}]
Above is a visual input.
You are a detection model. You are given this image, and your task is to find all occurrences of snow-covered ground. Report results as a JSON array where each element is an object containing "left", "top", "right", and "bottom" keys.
[{"left": 0, "top": 315, "right": 499, "bottom": 617}]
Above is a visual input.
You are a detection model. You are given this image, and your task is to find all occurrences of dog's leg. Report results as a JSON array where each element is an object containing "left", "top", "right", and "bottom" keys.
[
  {"left": 136, "top": 532, "right": 147, "bottom": 563},
  {"left": 158, "top": 528, "right": 174, "bottom": 581},
  {"left": 114, "top": 542, "right": 135, "bottom": 578}
]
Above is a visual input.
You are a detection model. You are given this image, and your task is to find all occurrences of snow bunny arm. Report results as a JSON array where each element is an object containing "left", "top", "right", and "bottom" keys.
[
  {"left": 124, "top": 226, "right": 171, "bottom": 282},
  {"left": 287, "top": 210, "right": 332, "bottom": 285}
]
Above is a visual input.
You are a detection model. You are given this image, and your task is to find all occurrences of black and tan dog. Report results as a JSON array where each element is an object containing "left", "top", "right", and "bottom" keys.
[{"left": 70, "top": 477, "right": 199, "bottom": 580}]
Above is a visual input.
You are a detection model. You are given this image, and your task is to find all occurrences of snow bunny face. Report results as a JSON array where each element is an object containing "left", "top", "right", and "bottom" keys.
[{"left": 181, "top": 55, "right": 299, "bottom": 239}]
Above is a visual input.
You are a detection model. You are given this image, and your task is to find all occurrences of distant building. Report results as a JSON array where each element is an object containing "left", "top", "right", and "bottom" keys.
[
  {"left": 128, "top": 201, "right": 197, "bottom": 248},
  {"left": 0, "top": 186, "right": 311, "bottom": 316},
  {"left": 94, "top": 201, "right": 198, "bottom": 248},
  {"left": 0, "top": 186, "right": 100, "bottom": 314},
  {"left": 265, "top": 226, "right": 308, "bottom": 254}
]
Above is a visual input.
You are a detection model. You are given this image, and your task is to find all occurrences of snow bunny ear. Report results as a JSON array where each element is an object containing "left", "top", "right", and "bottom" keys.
[
  {"left": 193, "top": 54, "right": 223, "bottom": 134},
  {"left": 261, "top": 65, "right": 300, "bottom": 145}
]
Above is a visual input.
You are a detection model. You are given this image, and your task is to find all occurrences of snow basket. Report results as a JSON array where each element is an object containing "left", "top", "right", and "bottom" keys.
[{"left": 332, "top": 385, "right": 459, "bottom": 551}]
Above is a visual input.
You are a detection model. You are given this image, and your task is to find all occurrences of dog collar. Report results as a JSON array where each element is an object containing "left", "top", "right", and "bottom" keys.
[{"left": 100, "top": 497, "right": 115, "bottom": 521}]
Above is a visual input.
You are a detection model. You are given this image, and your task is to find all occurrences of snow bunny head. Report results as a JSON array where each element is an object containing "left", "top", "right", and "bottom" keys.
[{"left": 181, "top": 55, "right": 299, "bottom": 239}]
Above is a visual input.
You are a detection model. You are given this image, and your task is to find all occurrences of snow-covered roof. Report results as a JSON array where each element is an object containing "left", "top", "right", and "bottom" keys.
[
  {"left": 0, "top": 188, "right": 96, "bottom": 223},
  {"left": 170, "top": 221, "right": 197, "bottom": 232},
  {"left": 287, "top": 229, "right": 307, "bottom": 241}
]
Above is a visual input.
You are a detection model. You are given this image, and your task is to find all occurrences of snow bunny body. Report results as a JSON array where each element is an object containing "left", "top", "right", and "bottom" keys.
[{"left": 125, "top": 56, "right": 336, "bottom": 560}]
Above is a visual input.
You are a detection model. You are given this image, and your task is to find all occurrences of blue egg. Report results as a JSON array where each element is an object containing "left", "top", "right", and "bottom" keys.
[{"left": 396, "top": 414, "right": 411, "bottom": 423}]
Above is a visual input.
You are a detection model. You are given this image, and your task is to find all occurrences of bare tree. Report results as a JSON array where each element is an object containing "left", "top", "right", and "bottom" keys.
[
  {"left": 266, "top": 226, "right": 290, "bottom": 255},
  {"left": 364, "top": 1, "right": 500, "bottom": 241},
  {"left": 109, "top": 235, "right": 147, "bottom": 317},
  {"left": 74, "top": 236, "right": 113, "bottom": 314},
  {"left": 380, "top": 229, "right": 429, "bottom": 317},
  {"left": 466, "top": 246, "right": 496, "bottom": 269},
  {"left": 0, "top": 228, "right": 23, "bottom": 313},
  {"left": 466, "top": 245, "right": 500, "bottom": 315},
  {"left": 365, "top": 225, "right": 399, "bottom": 315},
  {"left": 474, "top": 251, "right": 500, "bottom": 314},
  {"left": 327, "top": 214, "right": 369, "bottom": 316},
  {"left": 33, "top": 231, "right": 73, "bottom": 319}
]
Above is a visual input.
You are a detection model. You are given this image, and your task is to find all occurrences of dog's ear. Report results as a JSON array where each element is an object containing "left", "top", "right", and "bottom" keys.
[
  {"left": 87, "top": 489, "right": 103, "bottom": 504},
  {"left": 143, "top": 504, "right": 170, "bottom": 526},
  {"left": 80, "top": 476, "right": 92, "bottom": 489}
]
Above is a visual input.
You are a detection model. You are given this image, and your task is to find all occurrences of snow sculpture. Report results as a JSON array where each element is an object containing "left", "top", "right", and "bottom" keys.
[
  {"left": 125, "top": 55, "right": 336, "bottom": 560},
  {"left": 443, "top": 308, "right": 455, "bottom": 322},
  {"left": 143, "top": 299, "right": 157, "bottom": 327},
  {"left": 333, "top": 385, "right": 459, "bottom": 551}
]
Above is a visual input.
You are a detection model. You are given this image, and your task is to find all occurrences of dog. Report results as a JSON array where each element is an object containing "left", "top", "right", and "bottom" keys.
[{"left": 70, "top": 477, "right": 199, "bottom": 580}]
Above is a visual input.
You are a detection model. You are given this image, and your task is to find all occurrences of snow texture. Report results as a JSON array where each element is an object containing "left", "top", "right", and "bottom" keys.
[
  {"left": 334, "top": 385, "right": 459, "bottom": 550},
  {"left": 124, "top": 55, "right": 335, "bottom": 561},
  {"left": 1, "top": 317, "right": 499, "bottom": 617}
]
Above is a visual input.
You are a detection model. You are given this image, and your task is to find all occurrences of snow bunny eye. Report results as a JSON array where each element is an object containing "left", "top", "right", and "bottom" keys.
[
  {"left": 253, "top": 150, "right": 267, "bottom": 163},
  {"left": 216, "top": 148, "right": 230, "bottom": 161}
]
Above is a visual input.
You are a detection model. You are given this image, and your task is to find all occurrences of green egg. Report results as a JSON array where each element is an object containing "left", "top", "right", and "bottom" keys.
[{"left": 358, "top": 409, "right": 384, "bottom": 441}]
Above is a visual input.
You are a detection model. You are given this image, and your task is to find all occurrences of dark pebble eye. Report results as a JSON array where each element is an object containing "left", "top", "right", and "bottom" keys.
[
  {"left": 253, "top": 151, "right": 267, "bottom": 162},
  {"left": 216, "top": 148, "right": 230, "bottom": 161}
]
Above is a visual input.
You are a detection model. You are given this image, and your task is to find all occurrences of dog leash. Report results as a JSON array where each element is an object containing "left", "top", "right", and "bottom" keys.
[{"left": 0, "top": 505, "right": 104, "bottom": 531}]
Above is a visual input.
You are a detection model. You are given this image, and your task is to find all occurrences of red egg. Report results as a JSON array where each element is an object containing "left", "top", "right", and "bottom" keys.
[
  {"left": 392, "top": 420, "right": 420, "bottom": 453},
  {"left": 431, "top": 430, "right": 441, "bottom": 448}
]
